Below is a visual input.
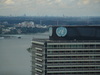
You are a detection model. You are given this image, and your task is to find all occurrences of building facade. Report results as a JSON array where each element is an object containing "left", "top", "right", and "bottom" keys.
[{"left": 29, "top": 25, "right": 100, "bottom": 75}]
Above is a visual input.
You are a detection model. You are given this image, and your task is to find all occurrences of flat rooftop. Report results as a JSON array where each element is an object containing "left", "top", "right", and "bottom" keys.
[
  {"left": 32, "top": 38, "right": 100, "bottom": 44},
  {"left": 49, "top": 25, "right": 100, "bottom": 27}
]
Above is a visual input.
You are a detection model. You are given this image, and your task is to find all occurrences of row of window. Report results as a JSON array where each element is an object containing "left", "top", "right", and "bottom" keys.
[
  {"left": 47, "top": 45, "right": 100, "bottom": 49},
  {"left": 48, "top": 66, "right": 100, "bottom": 69},
  {"left": 47, "top": 61, "right": 100, "bottom": 64},
  {"left": 47, "top": 69, "right": 100, "bottom": 71},
  {"left": 47, "top": 66, "right": 100, "bottom": 70},
  {"left": 35, "top": 71, "right": 42, "bottom": 75},
  {"left": 36, "top": 50, "right": 43, "bottom": 53},
  {"left": 47, "top": 63, "right": 100, "bottom": 66},
  {"left": 35, "top": 55, "right": 43, "bottom": 59},
  {"left": 47, "top": 50, "right": 100, "bottom": 54},
  {"left": 47, "top": 57, "right": 100, "bottom": 60},
  {"left": 34, "top": 56, "right": 100, "bottom": 60},
  {"left": 47, "top": 56, "right": 100, "bottom": 58},
  {"left": 35, "top": 65, "right": 43, "bottom": 69},
  {"left": 47, "top": 72, "right": 100, "bottom": 75}
]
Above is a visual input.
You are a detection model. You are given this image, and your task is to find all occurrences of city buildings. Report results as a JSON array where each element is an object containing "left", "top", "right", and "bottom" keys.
[{"left": 28, "top": 25, "right": 100, "bottom": 75}]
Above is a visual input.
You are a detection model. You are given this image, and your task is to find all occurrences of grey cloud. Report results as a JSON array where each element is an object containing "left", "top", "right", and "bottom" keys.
[{"left": 0, "top": 0, "right": 100, "bottom": 16}]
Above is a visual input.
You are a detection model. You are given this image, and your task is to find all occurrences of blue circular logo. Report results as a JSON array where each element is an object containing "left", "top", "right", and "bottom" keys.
[{"left": 56, "top": 27, "right": 67, "bottom": 37}]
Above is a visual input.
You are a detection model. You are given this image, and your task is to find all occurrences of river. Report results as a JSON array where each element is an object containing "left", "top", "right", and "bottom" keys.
[{"left": 0, "top": 32, "right": 49, "bottom": 75}]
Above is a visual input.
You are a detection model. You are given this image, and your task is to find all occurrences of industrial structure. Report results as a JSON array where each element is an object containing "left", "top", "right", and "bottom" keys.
[{"left": 28, "top": 25, "right": 100, "bottom": 75}]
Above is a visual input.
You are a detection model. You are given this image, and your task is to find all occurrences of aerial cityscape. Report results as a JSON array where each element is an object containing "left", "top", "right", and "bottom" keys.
[
  {"left": 0, "top": 0, "right": 100, "bottom": 75},
  {"left": 0, "top": 16, "right": 100, "bottom": 35}
]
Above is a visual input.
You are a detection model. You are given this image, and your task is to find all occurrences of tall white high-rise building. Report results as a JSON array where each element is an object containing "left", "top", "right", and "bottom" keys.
[{"left": 28, "top": 25, "right": 100, "bottom": 75}]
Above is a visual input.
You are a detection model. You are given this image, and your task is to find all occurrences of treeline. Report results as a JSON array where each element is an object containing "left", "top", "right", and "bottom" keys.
[
  {"left": 1, "top": 27, "right": 48, "bottom": 34},
  {"left": 16, "top": 27, "right": 48, "bottom": 34},
  {"left": 0, "top": 16, "right": 100, "bottom": 25}
]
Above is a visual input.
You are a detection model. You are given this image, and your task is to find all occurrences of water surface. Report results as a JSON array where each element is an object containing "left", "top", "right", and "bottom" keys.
[{"left": 0, "top": 33, "right": 49, "bottom": 75}]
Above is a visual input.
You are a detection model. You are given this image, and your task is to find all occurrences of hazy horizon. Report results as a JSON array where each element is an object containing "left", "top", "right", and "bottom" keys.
[{"left": 0, "top": 0, "right": 100, "bottom": 17}]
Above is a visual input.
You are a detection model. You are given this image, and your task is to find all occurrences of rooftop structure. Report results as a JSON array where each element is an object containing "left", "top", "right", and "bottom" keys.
[{"left": 49, "top": 25, "right": 100, "bottom": 40}]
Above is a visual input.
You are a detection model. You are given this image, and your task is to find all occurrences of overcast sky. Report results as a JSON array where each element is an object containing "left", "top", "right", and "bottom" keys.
[{"left": 0, "top": 0, "right": 100, "bottom": 16}]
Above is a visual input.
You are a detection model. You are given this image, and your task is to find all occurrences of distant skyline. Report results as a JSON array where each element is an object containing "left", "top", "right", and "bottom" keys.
[{"left": 0, "top": 0, "right": 100, "bottom": 17}]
